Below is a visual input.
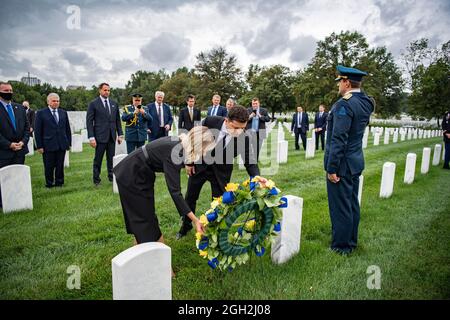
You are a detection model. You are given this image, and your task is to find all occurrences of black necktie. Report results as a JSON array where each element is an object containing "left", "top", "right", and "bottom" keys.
[{"left": 104, "top": 100, "right": 111, "bottom": 115}]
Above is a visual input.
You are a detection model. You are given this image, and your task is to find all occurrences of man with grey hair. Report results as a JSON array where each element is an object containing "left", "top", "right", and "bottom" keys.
[
  {"left": 207, "top": 94, "right": 227, "bottom": 117},
  {"left": 225, "top": 98, "right": 235, "bottom": 113},
  {"left": 34, "top": 93, "right": 72, "bottom": 188},
  {"left": 23, "top": 100, "right": 35, "bottom": 138},
  {"left": 146, "top": 91, "right": 173, "bottom": 142},
  {"left": 0, "top": 81, "right": 30, "bottom": 207}
]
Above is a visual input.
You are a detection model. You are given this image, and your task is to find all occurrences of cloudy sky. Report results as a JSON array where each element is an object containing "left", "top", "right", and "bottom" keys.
[{"left": 1, "top": 0, "right": 449, "bottom": 88}]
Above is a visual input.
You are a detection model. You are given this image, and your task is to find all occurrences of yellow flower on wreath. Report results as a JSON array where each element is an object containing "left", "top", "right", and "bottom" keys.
[
  {"left": 244, "top": 219, "right": 256, "bottom": 231},
  {"left": 199, "top": 214, "right": 209, "bottom": 226},
  {"left": 199, "top": 250, "right": 208, "bottom": 258},
  {"left": 242, "top": 179, "right": 250, "bottom": 187},
  {"left": 225, "top": 182, "right": 239, "bottom": 192},
  {"left": 195, "top": 232, "right": 203, "bottom": 240}
]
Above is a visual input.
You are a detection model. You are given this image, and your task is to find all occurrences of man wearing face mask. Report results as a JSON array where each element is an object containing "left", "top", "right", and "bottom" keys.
[
  {"left": 177, "top": 106, "right": 260, "bottom": 239},
  {"left": 0, "top": 82, "right": 30, "bottom": 208}
]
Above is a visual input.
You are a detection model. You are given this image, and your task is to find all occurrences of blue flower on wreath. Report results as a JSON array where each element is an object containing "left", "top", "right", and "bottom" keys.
[
  {"left": 206, "top": 209, "right": 218, "bottom": 222},
  {"left": 208, "top": 257, "right": 219, "bottom": 269},
  {"left": 269, "top": 187, "right": 279, "bottom": 196},
  {"left": 222, "top": 191, "right": 235, "bottom": 204},
  {"left": 227, "top": 266, "right": 234, "bottom": 272},
  {"left": 237, "top": 227, "right": 243, "bottom": 236},
  {"left": 274, "top": 222, "right": 281, "bottom": 232},
  {"left": 278, "top": 197, "right": 288, "bottom": 208},
  {"left": 255, "top": 247, "right": 265, "bottom": 257},
  {"left": 197, "top": 237, "right": 209, "bottom": 250}
]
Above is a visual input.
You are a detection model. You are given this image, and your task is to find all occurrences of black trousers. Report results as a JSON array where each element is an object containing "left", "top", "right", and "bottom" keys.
[
  {"left": 0, "top": 153, "right": 25, "bottom": 207},
  {"left": 93, "top": 137, "right": 115, "bottom": 184},
  {"left": 295, "top": 131, "right": 307, "bottom": 150},
  {"left": 148, "top": 127, "right": 166, "bottom": 142},
  {"left": 444, "top": 141, "right": 450, "bottom": 168},
  {"left": 43, "top": 150, "right": 66, "bottom": 187},
  {"left": 315, "top": 130, "right": 326, "bottom": 150},
  {"left": 126, "top": 140, "right": 145, "bottom": 154},
  {"left": 183, "top": 167, "right": 224, "bottom": 225},
  {"left": 326, "top": 173, "right": 360, "bottom": 253}
]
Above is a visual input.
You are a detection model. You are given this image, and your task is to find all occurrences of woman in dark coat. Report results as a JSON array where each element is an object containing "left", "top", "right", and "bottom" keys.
[{"left": 113, "top": 126, "right": 215, "bottom": 244}]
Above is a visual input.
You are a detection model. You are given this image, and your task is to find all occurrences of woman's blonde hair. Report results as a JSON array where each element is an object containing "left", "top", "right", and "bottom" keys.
[{"left": 179, "top": 126, "right": 215, "bottom": 164}]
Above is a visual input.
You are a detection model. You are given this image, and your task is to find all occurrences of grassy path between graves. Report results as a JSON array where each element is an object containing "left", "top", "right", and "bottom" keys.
[{"left": 0, "top": 127, "right": 448, "bottom": 300}]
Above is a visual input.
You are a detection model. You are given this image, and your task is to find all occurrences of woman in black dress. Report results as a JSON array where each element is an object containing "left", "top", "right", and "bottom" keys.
[{"left": 113, "top": 126, "right": 215, "bottom": 244}]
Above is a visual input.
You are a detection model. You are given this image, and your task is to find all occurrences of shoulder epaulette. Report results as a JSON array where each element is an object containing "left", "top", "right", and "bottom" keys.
[{"left": 343, "top": 92, "right": 352, "bottom": 100}]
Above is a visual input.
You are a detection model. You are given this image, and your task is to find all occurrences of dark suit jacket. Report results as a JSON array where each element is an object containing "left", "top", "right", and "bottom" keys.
[
  {"left": 291, "top": 112, "right": 309, "bottom": 134},
  {"left": 26, "top": 108, "right": 36, "bottom": 130},
  {"left": 197, "top": 116, "right": 259, "bottom": 189},
  {"left": 178, "top": 106, "right": 201, "bottom": 132},
  {"left": 86, "top": 97, "right": 123, "bottom": 143},
  {"left": 245, "top": 107, "right": 271, "bottom": 138},
  {"left": 324, "top": 92, "right": 374, "bottom": 176},
  {"left": 146, "top": 102, "right": 173, "bottom": 140},
  {"left": 314, "top": 112, "right": 328, "bottom": 130},
  {"left": 207, "top": 105, "right": 227, "bottom": 117},
  {"left": 443, "top": 111, "right": 450, "bottom": 143},
  {"left": 34, "top": 108, "right": 72, "bottom": 152},
  {"left": 0, "top": 102, "right": 30, "bottom": 160}
]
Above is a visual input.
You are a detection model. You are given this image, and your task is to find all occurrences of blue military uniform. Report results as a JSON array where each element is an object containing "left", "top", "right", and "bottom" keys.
[
  {"left": 324, "top": 65, "right": 375, "bottom": 254},
  {"left": 121, "top": 102, "right": 152, "bottom": 154}
]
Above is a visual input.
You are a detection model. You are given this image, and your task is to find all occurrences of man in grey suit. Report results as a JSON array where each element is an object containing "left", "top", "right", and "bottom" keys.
[
  {"left": 246, "top": 97, "right": 270, "bottom": 159},
  {"left": 86, "top": 83, "right": 124, "bottom": 186}
]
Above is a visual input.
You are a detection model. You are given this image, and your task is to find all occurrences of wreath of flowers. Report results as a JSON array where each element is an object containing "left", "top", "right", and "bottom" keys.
[{"left": 196, "top": 176, "right": 287, "bottom": 271}]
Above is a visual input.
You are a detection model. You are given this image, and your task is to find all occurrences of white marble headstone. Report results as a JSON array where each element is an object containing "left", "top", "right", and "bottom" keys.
[
  {"left": 393, "top": 129, "right": 399, "bottom": 143},
  {"left": 80, "top": 129, "right": 89, "bottom": 143},
  {"left": 362, "top": 127, "right": 369, "bottom": 149},
  {"left": 0, "top": 165, "right": 33, "bottom": 213},
  {"left": 271, "top": 195, "right": 303, "bottom": 264},
  {"left": 277, "top": 140, "right": 288, "bottom": 164},
  {"left": 64, "top": 150, "right": 69, "bottom": 168},
  {"left": 113, "top": 154, "right": 128, "bottom": 194},
  {"left": 421, "top": 147, "right": 431, "bottom": 174},
  {"left": 26, "top": 137, "right": 34, "bottom": 156},
  {"left": 404, "top": 153, "right": 416, "bottom": 184},
  {"left": 373, "top": 133, "right": 380, "bottom": 146},
  {"left": 115, "top": 139, "right": 127, "bottom": 156},
  {"left": 305, "top": 138, "right": 315, "bottom": 159},
  {"left": 379, "top": 162, "right": 396, "bottom": 198},
  {"left": 71, "top": 134, "right": 83, "bottom": 153},
  {"left": 432, "top": 144, "right": 442, "bottom": 166},
  {"left": 358, "top": 175, "right": 364, "bottom": 206},
  {"left": 384, "top": 129, "right": 390, "bottom": 145},
  {"left": 112, "top": 242, "right": 172, "bottom": 300}
]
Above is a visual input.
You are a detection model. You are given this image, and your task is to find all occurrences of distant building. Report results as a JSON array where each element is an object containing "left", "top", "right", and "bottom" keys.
[
  {"left": 66, "top": 85, "right": 86, "bottom": 90},
  {"left": 21, "top": 74, "right": 41, "bottom": 86}
]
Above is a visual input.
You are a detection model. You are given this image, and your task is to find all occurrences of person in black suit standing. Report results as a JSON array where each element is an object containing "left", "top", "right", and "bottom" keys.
[
  {"left": 291, "top": 106, "right": 309, "bottom": 150},
  {"left": 34, "top": 93, "right": 72, "bottom": 188},
  {"left": 0, "top": 82, "right": 30, "bottom": 207},
  {"left": 86, "top": 83, "right": 124, "bottom": 186},
  {"left": 442, "top": 110, "right": 450, "bottom": 170},
  {"left": 314, "top": 104, "right": 328, "bottom": 151},
  {"left": 206, "top": 94, "right": 227, "bottom": 117},
  {"left": 246, "top": 97, "right": 270, "bottom": 159},
  {"left": 177, "top": 106, "right": 260, "bottom": 239},
  {"left": 147, "top": 91, "right": 173, "bottom": 142},
  {"left": 178, "top": 94, "right": 201, "bottom": 134},
  {"left": 23, "top": 101, "right": 35, "bottom": 138}
]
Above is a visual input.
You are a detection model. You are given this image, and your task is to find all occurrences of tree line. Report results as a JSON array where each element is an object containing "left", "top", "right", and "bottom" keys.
[{"left": 9, "top": 31, "right": 449, "bottom": 122}]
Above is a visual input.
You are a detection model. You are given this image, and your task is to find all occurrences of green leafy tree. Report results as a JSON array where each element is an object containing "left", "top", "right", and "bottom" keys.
[{"left": 194, "top": 47, "right": 245, "bottom": 107}]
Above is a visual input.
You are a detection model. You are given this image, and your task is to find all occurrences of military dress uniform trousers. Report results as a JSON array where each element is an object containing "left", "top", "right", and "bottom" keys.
[{"left": 326, "top": 173, "right": 361, "bottom": 253}]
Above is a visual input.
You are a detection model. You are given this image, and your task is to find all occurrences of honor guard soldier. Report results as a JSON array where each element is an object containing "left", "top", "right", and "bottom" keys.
[
  {"left": 324, "top": 65, "right": 375, "bottom": 255},
  {"left": 121, "top": 93, "right": 152, "bottom": 154}
]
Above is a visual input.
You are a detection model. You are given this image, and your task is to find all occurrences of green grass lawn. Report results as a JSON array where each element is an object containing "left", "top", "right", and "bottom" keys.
[{"left": 0, "top": 127, "right": 449, "bottom": 300}]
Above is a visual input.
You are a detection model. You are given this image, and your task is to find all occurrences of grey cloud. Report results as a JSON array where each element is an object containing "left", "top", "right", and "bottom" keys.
[
  {"left": 140, "top": 32, "right": 191, "bottom": 69},
  {"left": 246, "top": 19, "right": 292, "bottom": 59},
  {"left": 0, "top": 52, "right": 36, "bottom": 80},
  {"left": 289, "top": 35, "right": 318, "bottom": 64},
  {"left": 61, "top": 48, "right": 98, "bottom": 68}
]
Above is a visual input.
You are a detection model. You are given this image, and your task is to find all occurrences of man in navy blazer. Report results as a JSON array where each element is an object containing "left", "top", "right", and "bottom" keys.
[
  {"left": 314, "top": 104, "right": 328, "bottom": 151},
  {"left": 291, "top": 106, "right": 309, "bottom": 150},
  {"left": 86, "top": 83, "right": 124, "bottom": 186},
  {"left": 206, "top": 94, "right": 227, "bottom": 117},
  {"left": 0, "top": 82, "right": 30, "bottom": 207},
  {"left": 35, "top": 93, "right": 72, "bottom": 188},
  {"left": 146, "top": 91, "right": 173, "bottom": 142}
]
